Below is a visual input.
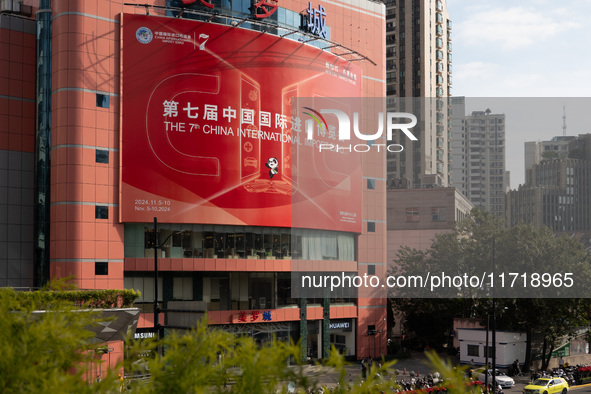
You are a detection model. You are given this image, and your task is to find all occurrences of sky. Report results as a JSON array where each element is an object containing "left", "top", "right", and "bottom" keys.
[{"left": 447, "top": 0, "right": 591, "bottom": 188}]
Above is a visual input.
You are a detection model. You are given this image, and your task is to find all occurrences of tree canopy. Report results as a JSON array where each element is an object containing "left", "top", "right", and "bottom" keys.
[{"left": 389, "top": 209, "right": 591, "bottom": 366}]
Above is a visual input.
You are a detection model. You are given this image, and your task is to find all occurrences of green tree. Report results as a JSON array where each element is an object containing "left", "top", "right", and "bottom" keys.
[
  {"left": 389, "top": 209, "right": 591, "bottom": 366},
  {"left": 1, "top": 287, "right": 483, "bottom": 393},
  {"left": 0, "top": 287, "right": 121, "bottom": 393}
]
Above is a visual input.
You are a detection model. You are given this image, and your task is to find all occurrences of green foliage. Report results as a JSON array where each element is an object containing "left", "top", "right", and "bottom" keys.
[
  {"left": 127, "top": 321, "right": 322, "bottom": 393},
  {"left": 389, "top": 208, "right": 591, "bottom": 364},
  {"left": 128, "top": 325, "right": 406, "bottom": 394},
  {"left": 9, "top": 288, "right": 140, "bottom": 309},
  {"left": 424, "top": 351, "right": 483, "bottom": 394},
  {"left": 0, "top": 291, "right": 481, "bottom": 394},
  {"left": 0, "top": 287, "right": 118, "bottom": 393}
]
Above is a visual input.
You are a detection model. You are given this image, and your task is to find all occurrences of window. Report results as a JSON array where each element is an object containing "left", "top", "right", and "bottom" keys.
[
  {"left": 406, "top": 208, "right": 419, "bottom": 222},
  {"left": 367, "top": 221, "right": 376, "bottom": 232},
  {"left": 95, "top": 205, "right": 108, "bottom": 219},
  {"left": 96, "top": 149, "right": 109, "bottom": 163},
  {"left": 173, "top": 277, "right": 193, "bottom": 300},
  {"left": 124, "top": 276, "right": 163, "bottom": 302},
  {"left": 368, "top": 265, "right": 375, "bottom": 276},
  {"left": 95, "top": 262, "right": 108, "bottom": 275},
  {"left": 467, "top": 345, "right": 479, "bottom": 357},
  {"left": 367, "top": 179, "right": 375, "bottom": 190},
  {"left": 431, "top": 207, "right": 445, "bottom": 222},
  {"left": 96, "top": 93, "right": 109, "bottom": 108}
]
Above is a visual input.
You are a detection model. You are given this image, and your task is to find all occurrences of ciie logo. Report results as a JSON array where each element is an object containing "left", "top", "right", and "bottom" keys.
[
  {"left": 136, "top": 27, "right": 153, "bottom": 44},
  {"left": 303, "top": 107, "right": 418, "bottom": 153}
]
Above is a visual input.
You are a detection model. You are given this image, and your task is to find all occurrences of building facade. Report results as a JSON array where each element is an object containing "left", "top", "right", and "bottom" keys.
[
  {"left": 506, "top": 134, "right": 591, "bottom": 232},
  {"left": 384, "top": 0, "right": 453, "bottom": 187},
  {"left": 1, "top": 0, "right": 388, "bottom": 373},
  {"left": 524, "top": 136, "right": 576, "bottom": 178},
  {"left": 386, "top": 186, "right": 472, "bottom": 256},
  {"left": 386, "top": 186, "right": 472, "bottom": 340},
  {"left": 0, "top": 5, "right": 36, "bottom": 288},
  {"left": 451, "top": 106, "right": 507, "bottom": 217},
  {"left": 506, "top": 157, "right": 591, "bottom": 233}
]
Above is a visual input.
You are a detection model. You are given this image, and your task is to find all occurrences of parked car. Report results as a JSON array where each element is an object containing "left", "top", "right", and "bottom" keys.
[
  {"left": 477, "top": 369, "right": 515, "bottom": 388},
  {"left": 523, "top": 378, "right": 569, "bottom": 394}
]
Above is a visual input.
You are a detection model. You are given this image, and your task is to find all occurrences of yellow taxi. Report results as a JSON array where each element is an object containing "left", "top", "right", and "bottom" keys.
[{"left": 523, "top": 377, "right": 569, "bottom": 394}]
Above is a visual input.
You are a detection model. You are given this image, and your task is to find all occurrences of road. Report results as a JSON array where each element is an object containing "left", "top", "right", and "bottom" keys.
[
  {"left": 504, "top": 383, "right": 591, "bottom": 394},
  {"left": 305, "top": 352, "right": 591, "bottom": 393}
]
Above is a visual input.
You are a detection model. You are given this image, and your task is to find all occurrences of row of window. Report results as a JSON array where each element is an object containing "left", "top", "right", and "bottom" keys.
[
  {"left": 468, "top": 118, "right": 504, "bottom": 125},
  {"left": 405, "top": 207, "right": 446, "bottom": 222},
  {"left": 168, "top": 0, "right": 331, "bottom": 49},
  {"left": 95, "top": 93, "right": 111, "bottom": 165},
  {"left": 467, "top": 344, "right": 493, "bottom": 357},
  {"left": 127, "top": 224, "right": 357, "bottom": 261},
  {"left": 125, "top": 272, "right": 355, "bottom": 311}
]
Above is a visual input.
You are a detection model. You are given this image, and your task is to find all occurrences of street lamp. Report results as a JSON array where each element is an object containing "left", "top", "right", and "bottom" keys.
[{"left": 152, "top": 217, "right": 188, "bottom": 343}]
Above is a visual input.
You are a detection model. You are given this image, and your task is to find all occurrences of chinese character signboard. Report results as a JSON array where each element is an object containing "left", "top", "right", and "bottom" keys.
[
  {"left": 306, "top": 2, "right": 328, "bottom": 38},
  {"left": 233, "top": 310, "right": 273, "bottom": 323},
  {"left": 120, "top": 14, "right": 361, "bottom": 232}
]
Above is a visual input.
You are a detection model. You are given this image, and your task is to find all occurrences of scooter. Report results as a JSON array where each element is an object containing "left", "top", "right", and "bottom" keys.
[{"left": 488, "top": 382, "right": 503, "bottom": 394}]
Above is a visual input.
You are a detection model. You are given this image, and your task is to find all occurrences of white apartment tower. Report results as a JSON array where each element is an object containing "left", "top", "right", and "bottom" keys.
[
  {"left": 451, "top": 103, "right": 507, "bottom": 217},
  {"left": 385, "top": 0, "right": 453, "bottom": 188}
]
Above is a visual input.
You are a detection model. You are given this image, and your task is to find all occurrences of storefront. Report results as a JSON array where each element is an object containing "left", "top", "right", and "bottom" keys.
[{"left": 330, "top": 319, "right": 356, "bottom": 357}]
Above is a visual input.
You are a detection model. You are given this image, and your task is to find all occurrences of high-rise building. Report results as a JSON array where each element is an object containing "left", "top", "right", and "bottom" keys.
[
  {"left": 384, "top": 0, "right": 453, "bottom": 187},
  {"left": 1, "top": 0, "right": 388, "bottom": 373},
  {"left": 451, "top": 105, "right": 507, "bottom": 217},
  {"left": 524, "top": 136, "right": 576, "bottom": 180},
  {"left": 506, "top": 134, "right": 591, "bottom": 232}
]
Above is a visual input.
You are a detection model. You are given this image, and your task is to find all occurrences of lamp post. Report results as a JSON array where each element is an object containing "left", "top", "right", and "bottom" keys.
[
  {"left": 153, "top": 217, "right": 188, "bottom": 343},
  {"left": 485, "top": 312, "right": 489, "bottom": 390},
  {"left": 367, "top": 327, "right": 377, "bottom": 358},
  {"left": 153, "top": 217, "right": 159, "bottom": 339},
  {"left": 492, "top": 238, "right": 496, "bottom": 392}
]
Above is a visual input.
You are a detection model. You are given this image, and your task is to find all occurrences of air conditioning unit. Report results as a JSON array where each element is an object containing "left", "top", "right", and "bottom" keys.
[
  {"left": 0, "top": 0, "right": 19, "bottom": 12},
  {"left": 1, "top": 0, "right": 32, "bottom": 16}
]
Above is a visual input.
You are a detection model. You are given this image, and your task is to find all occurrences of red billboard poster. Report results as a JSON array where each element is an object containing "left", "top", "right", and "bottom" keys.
[{"left": 120, "top": 14, "right": 362, "bottom": 232}]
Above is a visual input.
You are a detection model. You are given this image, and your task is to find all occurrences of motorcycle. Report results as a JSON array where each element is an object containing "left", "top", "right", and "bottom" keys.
[{"left": 488, "top": 382, "right": 503, "bottom": 394}]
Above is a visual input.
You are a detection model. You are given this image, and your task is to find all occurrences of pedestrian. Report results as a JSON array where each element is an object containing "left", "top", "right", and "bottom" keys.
[
  {"left": 559, "top": 356, "right": 565, "bottom": 369},
  {"left": 468, "top": 359, "right": 475, "bottom": 378},
  {"left": 361, "top": 358, "right": 367, "bottom": 380},
  {"left": 118, "top": 374, "right": 124, "bottom": 392},
  {"left": 510, "top": 360, "right": 518, "bottom": 376}
]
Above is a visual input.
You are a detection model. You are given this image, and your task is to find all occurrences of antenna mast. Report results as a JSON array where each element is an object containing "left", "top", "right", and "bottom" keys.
[{"left": 562, "top": 106, "right": 567, "bottom": 137}]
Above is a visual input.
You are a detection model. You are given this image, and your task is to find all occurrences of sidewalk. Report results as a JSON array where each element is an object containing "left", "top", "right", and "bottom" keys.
[{"left": 298, "top": 351, "right": 446, "bottom": 386}]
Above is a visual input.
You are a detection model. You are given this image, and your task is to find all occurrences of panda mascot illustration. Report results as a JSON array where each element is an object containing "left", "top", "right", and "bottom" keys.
[{"left": 265, "top": 157, "right": 279, "bottom": 179}]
